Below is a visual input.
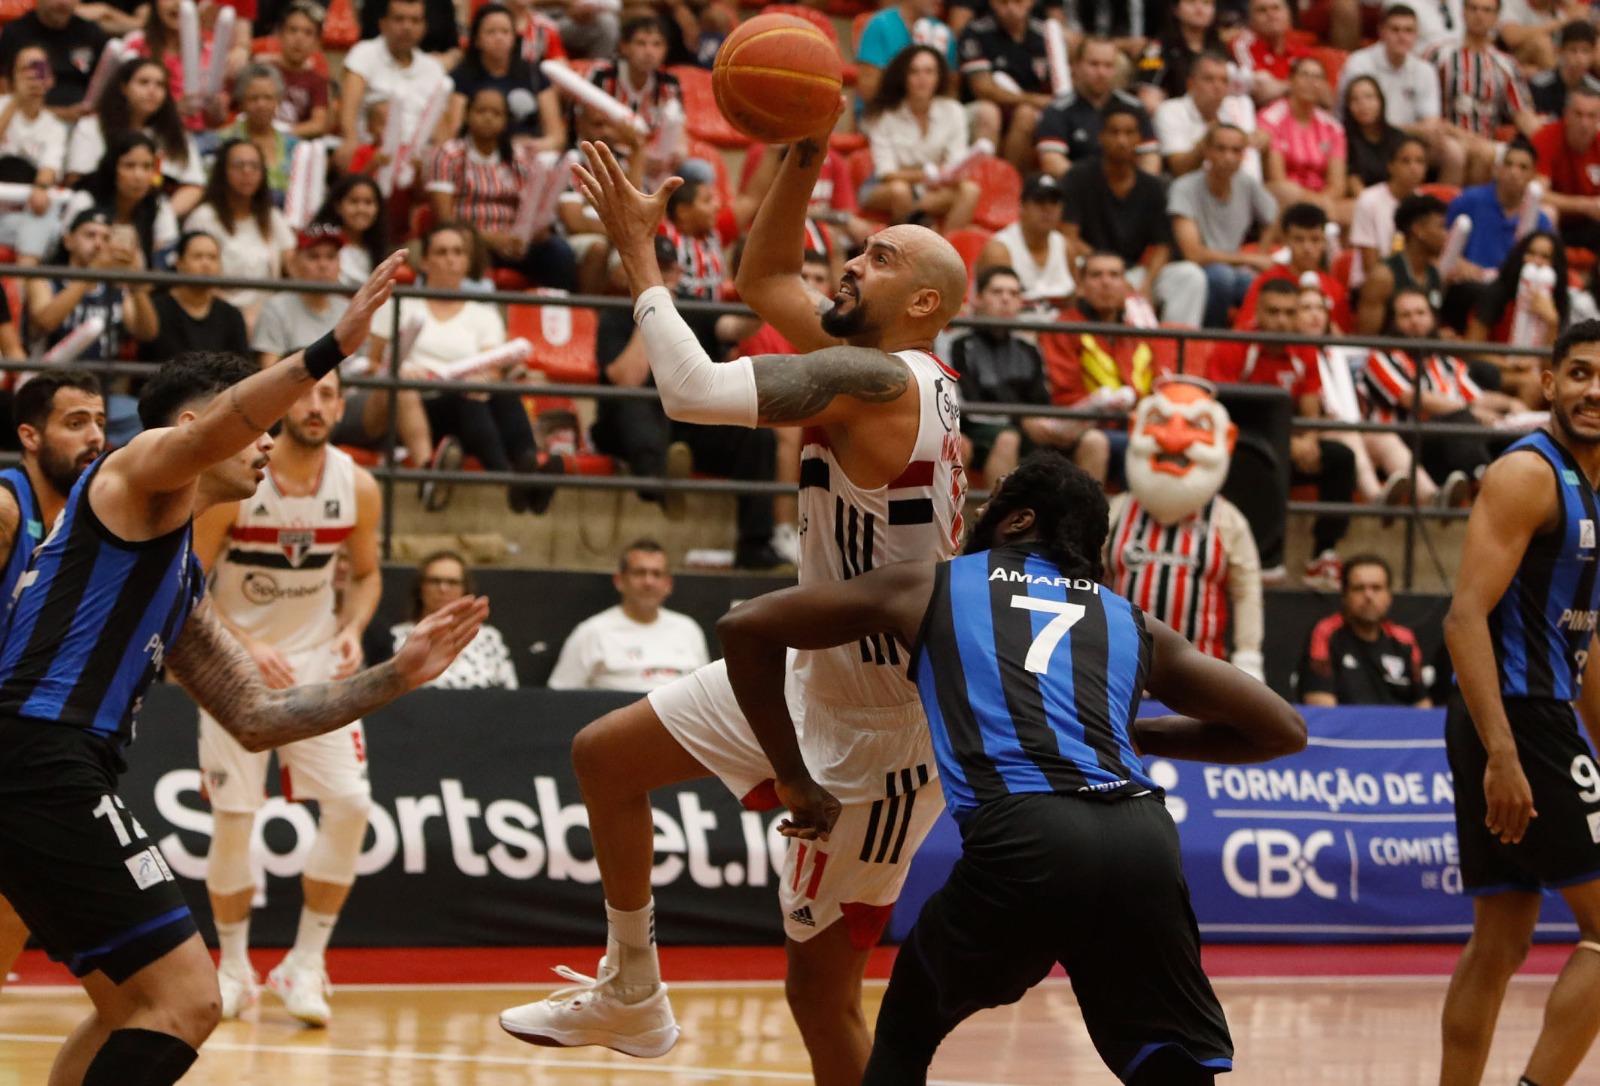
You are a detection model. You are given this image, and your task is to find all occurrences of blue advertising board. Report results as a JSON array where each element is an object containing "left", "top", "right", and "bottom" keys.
[{"left": 890, "top": 706, "right": 1586, "bottom": 943}]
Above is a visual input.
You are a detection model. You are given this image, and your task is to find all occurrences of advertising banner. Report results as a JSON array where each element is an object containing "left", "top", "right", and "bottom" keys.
[{"left": 894, "top": 706, "right": 1582, "bottom": 943}]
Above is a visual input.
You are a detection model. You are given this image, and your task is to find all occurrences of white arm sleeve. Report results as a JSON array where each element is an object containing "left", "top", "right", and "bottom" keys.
[{"left": 634, "top": 285, "right": 759, "bottom": 427}]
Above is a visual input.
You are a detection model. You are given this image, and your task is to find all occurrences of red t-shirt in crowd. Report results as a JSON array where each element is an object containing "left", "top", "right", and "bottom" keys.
[
  {"left": 1210, "top": 341, "right": 1323, "bottom": 400},
  {"left": 737, "top": 145, "right": 858, "bottom": 215},
  {"left": 1533, "top": 119, "right": 1600, "bottom": 223}
]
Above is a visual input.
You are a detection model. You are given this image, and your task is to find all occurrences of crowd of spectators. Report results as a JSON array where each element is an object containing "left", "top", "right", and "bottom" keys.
[{"left": 0, "top": 0, "right": 1579, "bottom": 606}]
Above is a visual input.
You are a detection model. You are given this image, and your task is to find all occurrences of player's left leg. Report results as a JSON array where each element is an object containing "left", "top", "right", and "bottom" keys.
[
  {"left": 1439, "top": 891, "right": 1543, "bottom": 1086},
  {"left": 267, "top": 721, "right": 373, "bottom": 1028},
  {"left": 1521, "top": 878, "right": 1600, "bottom": 1086},
  {"left": 70, "top": 935, "right": 219, "bottom": 1086},
  {"left": 786, "top": 923, "right": 874, "bottom": 1086}
]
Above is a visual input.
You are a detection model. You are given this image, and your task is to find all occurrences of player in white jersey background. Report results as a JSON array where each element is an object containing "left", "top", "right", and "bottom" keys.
[
  {"left": 190, "top": 368, "right": 383, "bottom": 1027},
  {"left": 500, "top": 104, "right": 969, "bottom": 1086}
]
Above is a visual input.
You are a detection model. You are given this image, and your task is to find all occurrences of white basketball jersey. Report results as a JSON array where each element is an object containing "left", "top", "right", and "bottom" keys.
[
  {"left": 794, "top": 349, "right": 966, "bottom": 707},
  {"left": 210, "top": 446, "right": 358, "bottom": 655}
]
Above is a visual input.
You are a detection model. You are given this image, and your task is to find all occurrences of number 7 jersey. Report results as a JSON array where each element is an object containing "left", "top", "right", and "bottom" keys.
[{"left": 793, "top": 349, "right": 967, "bottom": 707}]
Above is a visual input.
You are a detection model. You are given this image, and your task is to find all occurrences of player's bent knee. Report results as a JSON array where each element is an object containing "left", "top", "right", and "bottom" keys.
[
  {"left": 204, "top": 811, "right": 257, "bottom": 898},
  {"left": 303, "top": 790, "right": 372, "bottom": 886}
]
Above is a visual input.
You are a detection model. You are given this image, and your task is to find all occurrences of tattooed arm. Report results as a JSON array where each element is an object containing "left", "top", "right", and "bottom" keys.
[
  {"left": 166, "top": 595, "right": 489, "bottom": 752},
  {"left": 735, "top": 104, "right": 849, "bottom": 355},
  {"left": 750, "top": 347, "right": 913, "bottom": 427},
  {"left": 97, "top": 251, "right": 409, "bottom": 508}
]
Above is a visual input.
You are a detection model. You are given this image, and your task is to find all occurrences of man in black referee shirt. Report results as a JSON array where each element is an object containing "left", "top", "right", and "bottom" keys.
[
  {"left": 720, "top": 450, "right": 1306, "bottom": 1085},
  {"left": 1298, "top": 555, "right": 1431, "bottom": 707}
]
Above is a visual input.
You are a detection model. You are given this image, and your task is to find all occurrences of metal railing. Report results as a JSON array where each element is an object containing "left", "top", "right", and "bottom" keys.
[{"left": 4, "top": 263, "right": 1542, "bottom": 585}]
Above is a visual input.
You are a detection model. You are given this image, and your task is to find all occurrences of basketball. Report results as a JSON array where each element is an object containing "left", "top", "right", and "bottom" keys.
[{"left": 712, "top": 14, "right": 843, "bottom": 145}]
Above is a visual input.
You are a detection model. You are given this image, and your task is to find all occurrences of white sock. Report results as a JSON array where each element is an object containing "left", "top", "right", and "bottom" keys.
[
  {"left": 604, "top": 898, "right": 660, "bottom": 1000},
  {"left": 289, "top": 908, "right": 339, "bottom": 966},
  {"left": 216, "top": 918, "right": 250, "bottom": 970}
]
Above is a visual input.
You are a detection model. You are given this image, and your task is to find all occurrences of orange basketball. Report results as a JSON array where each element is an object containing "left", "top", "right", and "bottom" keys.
[{"left": 712, "top": 14, "right": 843, "bottom": 145}]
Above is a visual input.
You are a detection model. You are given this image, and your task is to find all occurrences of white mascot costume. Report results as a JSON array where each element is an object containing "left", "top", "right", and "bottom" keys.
[{"left": 1105, "top": 376, "right": 1266, "bottom": 680}]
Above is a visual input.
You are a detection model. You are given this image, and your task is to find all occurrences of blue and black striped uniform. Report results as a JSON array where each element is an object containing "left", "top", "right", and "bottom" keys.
[
  {"left": 874, "top": 543, "right": 1232, "bottom": 1084},
  {"left": 0, "top": 454, "right": 204, "bottom": 984},
  {"left": 0, "top": 456, "right": 205, "bottom": 748},
  {"left": 911, "top": 543, "right": 1160, "bottom": 826},
  {"left": 1446, "top": 429, "right": 1600, "bottom": 896},
  {"left": 1487, "top": 429, "right": 1600, "bottom": 701},
  {"left": 0, "top": 466, "right": 45, "bottom": 607}
]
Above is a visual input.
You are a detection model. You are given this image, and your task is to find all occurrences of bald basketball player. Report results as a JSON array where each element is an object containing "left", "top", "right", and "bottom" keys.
[{"left": 500, "top": 107, "right": 971, "bottom": 1086}]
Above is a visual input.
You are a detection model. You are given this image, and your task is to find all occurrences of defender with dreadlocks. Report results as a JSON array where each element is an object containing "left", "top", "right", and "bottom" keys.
[{"left": 718, "top": 449, "right": 1307, "bottom": 1086}]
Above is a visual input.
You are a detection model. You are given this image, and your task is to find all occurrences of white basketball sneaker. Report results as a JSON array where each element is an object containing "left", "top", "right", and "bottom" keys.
[
  {"left": 267, "top": 957, "right": 332, "bottom": 1027},
  {"left": 217, "top": 961, "right": 259, "bottom": 1020},
  {"left": 499, "top": 960, "right": 680, "bottom": 1058}
]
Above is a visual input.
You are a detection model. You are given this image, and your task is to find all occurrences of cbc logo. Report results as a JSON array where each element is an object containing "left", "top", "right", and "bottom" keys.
[{"left": 1222, "top": 829, "right": 1339, "bottom": 900}]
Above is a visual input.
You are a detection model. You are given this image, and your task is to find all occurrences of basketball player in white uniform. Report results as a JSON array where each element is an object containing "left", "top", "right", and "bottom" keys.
[
  {"left": 191, "top": 368, "right": 383, "bottom": 1027},
  {"left": 500, "top": 111, "right": 970, "bottom": 1086}
]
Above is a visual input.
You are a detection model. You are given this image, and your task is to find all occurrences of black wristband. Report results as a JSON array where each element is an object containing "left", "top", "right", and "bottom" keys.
[{"left": 303, "top": 332, "right": 343, "bottom": 380}]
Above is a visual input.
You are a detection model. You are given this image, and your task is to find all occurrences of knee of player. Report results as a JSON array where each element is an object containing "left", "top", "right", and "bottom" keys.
[
  {"left": 571, "top": 716, "right": 624, "bottom": 787},
  {"left": 784, "top": 967, "right": 865, "bottom": 1028}
]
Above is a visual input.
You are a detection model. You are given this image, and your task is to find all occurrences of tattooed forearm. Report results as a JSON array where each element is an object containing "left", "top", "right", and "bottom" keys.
[
  {"left": 167, "top": 604, "right": 409, "bottom": 752},
  {"left": 751, "top": 347, "right": 910, "bottom": 423},
  {"left": 227, "top": 386, "right": 274, "bottom": 434}
]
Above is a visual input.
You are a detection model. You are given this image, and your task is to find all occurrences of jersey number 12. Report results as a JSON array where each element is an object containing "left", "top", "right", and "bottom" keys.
[{"left": 1011, "top": 596, "right": 1086, "bottom": 675}]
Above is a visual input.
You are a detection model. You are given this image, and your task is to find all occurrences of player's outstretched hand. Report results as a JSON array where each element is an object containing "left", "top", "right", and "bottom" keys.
[
  {"left": 333, "top": 249, "right": 411, "bottom": 359},
  {"left": 775, "top": 776, "right": 842, "bottom": 841},
  {"left": 393, "top": 595, "right": 490, "bottom": 690},
  {"left": 1484, "top": 753, "right": 1537, "bottom": 844},
  {"left": 572, "top": 140, "right": 681, "bottom": 257}
]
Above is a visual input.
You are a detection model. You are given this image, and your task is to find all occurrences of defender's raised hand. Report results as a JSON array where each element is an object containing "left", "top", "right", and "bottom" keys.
[
  {"left": 334, "top": 249, "right": 411, "bottom": 358},
  {"left": 572, "top": 140, "right": 682, "bottom": 265},
  {"left": 392, "top": 595, "right": 491, "bottom": 690}
]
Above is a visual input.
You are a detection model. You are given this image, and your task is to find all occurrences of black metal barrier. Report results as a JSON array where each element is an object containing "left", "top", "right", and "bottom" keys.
[{"left": 2, "top": 263, "right": 1544, "bottom": 587}]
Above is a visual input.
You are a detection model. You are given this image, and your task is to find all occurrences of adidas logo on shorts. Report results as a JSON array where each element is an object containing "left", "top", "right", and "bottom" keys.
[{"left": 788, "top": 906, "right": 815, "bottom": 927}]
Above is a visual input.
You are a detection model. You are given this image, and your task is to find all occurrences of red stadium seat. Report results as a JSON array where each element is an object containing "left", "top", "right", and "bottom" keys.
[
  {"left": 970, "top": 156, "right": 1022, "bottom": 233},
  {"left": 508, "top": 294, "right": 600, "bottom": 385},
  {"left": 846, "top": 145, "right": 874, "bottom": 189},
  {"left": 943, "top": 226, "right": 993, "bottom": 282},
  {"left": 669, "top": 64, "right": 751, "bottom": 149},
  {"left": 761, "top": 4, "right": 840, "bottom": 48},
  {"left": 829, "top": 131, "right": 866, "bottom": 154},
  {"left": 323, "top": 0, "right": 359, "bottom": 49}
]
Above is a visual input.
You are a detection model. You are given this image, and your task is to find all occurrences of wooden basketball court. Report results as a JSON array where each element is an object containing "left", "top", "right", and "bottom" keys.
[{"left": 3, "top": 945, "right": 1599, "bottom": 1084}]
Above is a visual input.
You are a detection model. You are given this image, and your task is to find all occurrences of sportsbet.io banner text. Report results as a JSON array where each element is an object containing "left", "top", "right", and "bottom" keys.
[{"left": 118, "top": 691, "right": 1581, "bottom": 947}]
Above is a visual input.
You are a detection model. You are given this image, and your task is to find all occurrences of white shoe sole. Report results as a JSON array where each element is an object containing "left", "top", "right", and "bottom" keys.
[
  {"left": 285, "top": 1003, "right": 330, "bottom": 1028},
  {"left": 499, "top": 1017, "right": 680, "bottom": 1058}
]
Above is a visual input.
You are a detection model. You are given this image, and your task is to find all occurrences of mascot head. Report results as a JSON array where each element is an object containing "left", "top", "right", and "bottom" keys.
[{"left": 1125, "top": 375, "right": 1237, "bottom": 525}]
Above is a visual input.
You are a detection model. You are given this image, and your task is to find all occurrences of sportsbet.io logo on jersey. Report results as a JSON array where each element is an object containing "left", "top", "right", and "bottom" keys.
[{"left": 241, "top": 571, "right": 328, "bottom": 606}]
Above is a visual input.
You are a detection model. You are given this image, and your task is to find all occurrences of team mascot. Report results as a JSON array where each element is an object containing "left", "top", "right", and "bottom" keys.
[{"left": 1105, "top": 376, "right": 1266, "bottom": 680}]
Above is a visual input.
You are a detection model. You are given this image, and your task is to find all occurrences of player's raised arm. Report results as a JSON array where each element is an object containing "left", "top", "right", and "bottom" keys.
[
  {"left": 718, "top": 561, "right": 936, "bottom": 838},
  {"left": 105, "top": 250, "right": 408, "bottom": 499},
  {"left": 1443, "top": 451, "right": 1558, "bottom": 844},
  {"left": 1137, "top": 616, "right": 1307, "bottom": 763},
  {"left": 734, "top": 102, "right": 849, "bottom": 354},
  {"left": 166, "top": 594, "right": 489, "bottom": 753}
]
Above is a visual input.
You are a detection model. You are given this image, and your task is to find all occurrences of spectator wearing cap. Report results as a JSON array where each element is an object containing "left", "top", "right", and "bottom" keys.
[
  {"left": 1168, "top": 122, "right": 1281, "bottom": 327},
  {"left": 952, "top": 264, "right": 1111, "bottom": 487},
  {"left": 1057, "top": 100, "right": 1207, "bottom": 326},
  {"left": 1237, "top": 202, "right": 1354, "bottom": 332},
  {"left": 1532, "top": 85, "right": 1600, "bottom": 255},
  {"left": 590, "top": 234, "right": 785, "bottom": 570},
  {"left": 1530, "top": 19, "right": 1600, "bottom": 122},
  {"left": 428, "top": 85, "right": 579, "bottom": 292},
  {"left": 0, "top": 0, "right": 108, "bottom": 115},
  {"left": 975, "top": 172, "right": 1075, "bottom": 317},
  {"left": 955, "top": 0, "right": 1050, "bottom": 173},
  {"left": 254, "top": 223, "right": 349, "bottom": 368},
  {"left": 1034, "top": 35, "right": 1161, "bottom": 178},
  {"left": 136, "top": 231, "right": 250, "bottom": 362},
  {"left": 24, "top": 206, "right": 155, "bottom": 444}
]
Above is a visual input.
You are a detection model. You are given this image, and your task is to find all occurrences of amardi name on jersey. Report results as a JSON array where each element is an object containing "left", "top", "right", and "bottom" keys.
[{"left": 987, "top": 568, "right": 1102, "bottom": 592}]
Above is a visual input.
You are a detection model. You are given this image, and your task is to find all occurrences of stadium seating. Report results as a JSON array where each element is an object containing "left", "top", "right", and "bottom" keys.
[
  {"left": 670, "top": 65, "right": 750, "bottom": 149},
  {"left": 970, "top": 157, "right": 1021, "bottom": 233}
]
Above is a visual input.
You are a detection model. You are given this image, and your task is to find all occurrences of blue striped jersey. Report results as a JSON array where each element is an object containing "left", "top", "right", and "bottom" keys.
[
  {"left": 1489, "top": 430, "right": 1600, "bottom": 701},
  {"left": 0, "top": 456, "right": 205, "bottom": 747},
  {"left": 911, "top": 544, "right": 1159, "bottom": 825},
  {"left": 0, "top": 466, "right": 44, "bottom": 608}
]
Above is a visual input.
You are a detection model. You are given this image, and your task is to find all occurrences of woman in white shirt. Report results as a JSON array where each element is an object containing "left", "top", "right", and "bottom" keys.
[
  {"left": 0, "top": 46, "right": 70, "bottom": 260},
  {"left": 388, "top": 551, "right": 519, "bottom": 690},
  {"left": 65, "top": 58, "right": 205, "bottom": 217},
  {"left": 861, "top": 44, "right": 983, "bottom": 229},
  {"left": 369, "top": 222, "right": 555, "bottom": 514},
  {"left": 183, "top": 138, "right": 296, "bottom": 326}
]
